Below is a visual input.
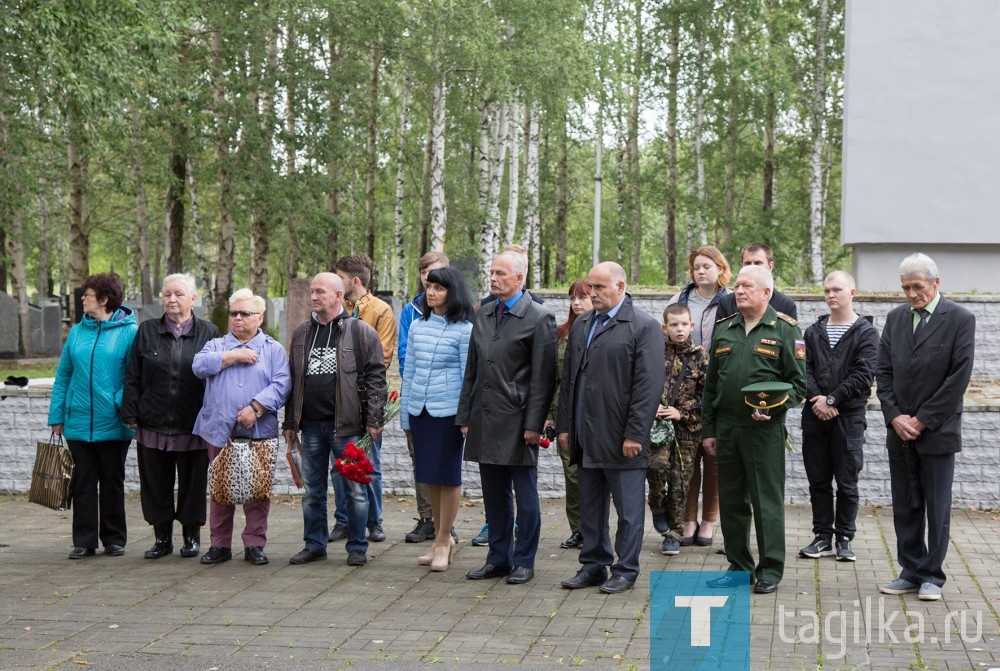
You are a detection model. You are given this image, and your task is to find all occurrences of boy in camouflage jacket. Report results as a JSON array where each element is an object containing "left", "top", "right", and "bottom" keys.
[{"left": 649, "top": 303, "right": 709, "bottom": 555}]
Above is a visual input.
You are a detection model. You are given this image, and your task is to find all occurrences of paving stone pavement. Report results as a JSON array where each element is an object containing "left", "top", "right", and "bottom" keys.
[{"left": 0, "top": 495, "right": 997, "bottom": 671}]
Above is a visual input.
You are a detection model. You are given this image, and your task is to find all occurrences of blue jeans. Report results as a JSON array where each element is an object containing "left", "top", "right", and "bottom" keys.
[
  {"left": 301, "top": 420, "right": 368, "bottom": 553},
  {"left": 332, "top": 434, "right": 383, "bottom": 529}
]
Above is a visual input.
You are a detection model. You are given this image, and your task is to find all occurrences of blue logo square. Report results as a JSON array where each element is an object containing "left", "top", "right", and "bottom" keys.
[{"left": 650, "top": 571, "right": 751, "bottom": 671}]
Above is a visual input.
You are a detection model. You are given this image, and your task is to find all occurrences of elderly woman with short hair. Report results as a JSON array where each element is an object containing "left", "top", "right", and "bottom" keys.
[
  {"left": 48, "top": 272, "right": 138, "bottom": 559},
  {"left": 123, "top": 273, "right": 220, "bottom": 560},
  {"left": 192, "top": 289, "right": 291, "bottom": 566}
]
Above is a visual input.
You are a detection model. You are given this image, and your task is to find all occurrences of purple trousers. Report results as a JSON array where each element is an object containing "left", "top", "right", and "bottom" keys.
[{"left": 207, "top": 445, "right": 270, "bottom": 548}]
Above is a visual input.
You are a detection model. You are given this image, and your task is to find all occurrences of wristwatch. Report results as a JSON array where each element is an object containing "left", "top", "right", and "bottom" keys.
[
  {"left": 825, "top": 395, "right": 837, "bottom": 407},
  {"left": 252, "top": 403, "right": 265, "bottom": 418}
]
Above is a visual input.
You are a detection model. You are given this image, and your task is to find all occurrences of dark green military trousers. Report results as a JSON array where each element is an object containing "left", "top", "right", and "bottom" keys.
[{"left": 715, "top": 419, "right": 786, "bottom": 583}]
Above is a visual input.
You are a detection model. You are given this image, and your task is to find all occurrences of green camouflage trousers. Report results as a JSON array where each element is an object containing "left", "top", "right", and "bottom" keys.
[{"left": 647, "top": 429, "right": 700, "bottom": 536}]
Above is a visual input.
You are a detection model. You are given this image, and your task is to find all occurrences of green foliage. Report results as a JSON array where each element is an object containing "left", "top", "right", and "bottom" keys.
[{"left": 1, "top": 0, "right": 846, "bottom": 300}]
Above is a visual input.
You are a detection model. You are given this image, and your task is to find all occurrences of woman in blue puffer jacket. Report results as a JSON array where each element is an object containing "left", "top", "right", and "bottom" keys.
[
  {"left": 48, "top": 272, "right": 138, "bottom": 560},
  {"left": 401, "top": 267, "right": 474, "bottom": 572}
]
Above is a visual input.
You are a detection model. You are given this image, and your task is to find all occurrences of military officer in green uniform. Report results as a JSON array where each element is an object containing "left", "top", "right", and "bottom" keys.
[{"left": 702, "top": 264, "right": 806, "bottom": 594}]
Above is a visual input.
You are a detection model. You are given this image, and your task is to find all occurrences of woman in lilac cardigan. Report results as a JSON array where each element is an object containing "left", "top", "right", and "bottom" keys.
[{"left": 192, "top": 289, "right": 290, "bottom": 567}]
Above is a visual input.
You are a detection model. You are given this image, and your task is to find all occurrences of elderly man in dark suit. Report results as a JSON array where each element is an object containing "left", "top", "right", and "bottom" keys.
[
  {"left": 556, "top": 262, "right": 665, "bottom": 594},
  {"left": 458, "top": 251, "right": 557, "bottom": 586},
  {"left": 876, "top": 253, "right": 975, "bottom": 602}
]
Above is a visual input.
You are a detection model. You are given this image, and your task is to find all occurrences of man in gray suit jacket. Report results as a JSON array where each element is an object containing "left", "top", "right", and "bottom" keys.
[
  {"left": 876, "top": 253, "right": 975, "bottom": 601},
  {"left": 458, "top": 251, "right": 557, "bottom": 586},
  {"left": 556, "top": 262, "right": 665, "bottom": 594}
]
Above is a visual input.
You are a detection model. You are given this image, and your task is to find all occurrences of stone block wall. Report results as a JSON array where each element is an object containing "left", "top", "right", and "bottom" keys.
[
  {"left": 5, "top": 292, "right": 998, "bottom": 509},
  {"left": 534, "top": 291, "right": 1000, "bottom": 379},
  {"left": 4, "top": 388, "right": 998, "bottom": 509}
]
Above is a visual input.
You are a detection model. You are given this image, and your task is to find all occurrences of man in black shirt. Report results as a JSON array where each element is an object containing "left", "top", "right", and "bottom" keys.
[
  {"left": 717, "top": 243, "right": 797, "bottom": 319},
  {"left": 798, "top": 271, "right": 878, "bottom": 563}
]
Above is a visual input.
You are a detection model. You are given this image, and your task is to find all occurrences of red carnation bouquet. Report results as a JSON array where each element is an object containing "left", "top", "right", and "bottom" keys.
[
  {"left": 337, "top": 390, "right": 402, "bottom": 484},
  {"left": 335, "top": 442, "right": 376, "bottom": 484},
  {"left": 355, "top": 389, "right": 401, "bottom": 453}
]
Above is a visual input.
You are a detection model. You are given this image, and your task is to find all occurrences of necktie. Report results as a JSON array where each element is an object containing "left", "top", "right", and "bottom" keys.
[
  {"left": 913, "top": 308, "right": 929, "bottom": 339},
  {"left": 495, "top": 302, "right": 506, "bottom": 328},
  {"left": 587, "top": 313, "right": 610, "bottom": 352},
  {"left": 581, "top": 313, "right": 609, "bottom": 370}
]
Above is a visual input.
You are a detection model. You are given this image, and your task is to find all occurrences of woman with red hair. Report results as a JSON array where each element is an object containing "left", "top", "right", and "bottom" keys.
[{"left": 545, "top": 280, "right": 592, "bottom": 549}]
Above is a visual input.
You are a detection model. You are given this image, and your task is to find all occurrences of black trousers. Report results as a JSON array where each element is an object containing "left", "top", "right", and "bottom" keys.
[
  {"left": 137, "top": 443, "right": 208, "bottom": 526},
  {"left": 888, "top": 448, "right": 954, "bottom": 588},
  {"left": 66, "top": 439, "right": 130, "bottom": 549},
  {"left": 801, "top": 412, "right": 866, "bottom": 540}
]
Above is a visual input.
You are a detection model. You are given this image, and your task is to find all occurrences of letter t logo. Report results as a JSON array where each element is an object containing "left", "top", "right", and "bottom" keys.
[{"left": 674, "top": 596, "right": 730, "bottom": 646}]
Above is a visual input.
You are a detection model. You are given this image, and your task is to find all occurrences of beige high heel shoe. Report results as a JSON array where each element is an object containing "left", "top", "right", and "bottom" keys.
[
  {"left": 417, "top": 549, "right": 433, "bottom": 566},
  {"left": 430, "top": 538, "right": 456, "bottom": 572}
]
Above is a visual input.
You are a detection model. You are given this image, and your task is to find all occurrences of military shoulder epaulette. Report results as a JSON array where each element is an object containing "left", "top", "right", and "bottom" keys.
[
  {"left": 716, "top": 312, "right": 739, "bottom": 323},
  {"left": 776, "top": 312, "right": 798, "bottom": 326}
]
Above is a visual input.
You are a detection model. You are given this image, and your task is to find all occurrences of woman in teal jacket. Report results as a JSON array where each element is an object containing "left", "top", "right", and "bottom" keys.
[{"left": 48, "top": 273, "right": 138, "bottom": 559}]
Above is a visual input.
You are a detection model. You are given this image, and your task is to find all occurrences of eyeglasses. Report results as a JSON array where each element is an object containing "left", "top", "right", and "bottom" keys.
[
  {"left": 82, "top": 292, "right": 97, "bottom": 298},
  {"left": 228, "top": 310, "right": 260, "bottom": 318}
]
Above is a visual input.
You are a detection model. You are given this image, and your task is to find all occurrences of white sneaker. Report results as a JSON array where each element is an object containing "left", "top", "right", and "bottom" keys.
[
  {"left": 918, "top": 582, "right": 942, "bottom": 601},
  {"left": 880, "top": 578, "right": 919, "bottom": 595}
]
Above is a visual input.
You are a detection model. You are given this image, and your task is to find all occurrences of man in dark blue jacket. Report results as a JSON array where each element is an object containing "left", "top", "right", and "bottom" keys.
[{"left": 798, "top": 271, "right": 878, "bottom": 563}]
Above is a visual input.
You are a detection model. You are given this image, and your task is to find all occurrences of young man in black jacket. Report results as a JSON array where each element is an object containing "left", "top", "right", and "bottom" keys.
[{"left": 799, "top": 271, "right": 879, "bottom": 562}]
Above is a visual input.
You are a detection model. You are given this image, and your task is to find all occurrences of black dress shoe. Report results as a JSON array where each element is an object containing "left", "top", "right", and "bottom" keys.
[
  {"left": 144, "top": 538, "right": 173, "bottom": 559},
  {"left": 754, "top": 580, "right": 778, "bottom": 594},
  {"left": 466, "top": 563, "right": 510, "bottom": 580},
  {"left": 244, "top": 546, "right": 269, "bottom": 565},
  {"left": 104, "top": 544, "right": 125, "bottom": 556},
  {"left": 561, "top": 569, "right": 608, "bottom": 589},
  {"left": 599, "top": 575, "right": 635, "bottom": 594},
  {"left": 68, "top": 547, "right": 96, "bottom": 560},
  {"left": 560, "top": 531, "right": 583, "bottom": 549},
  {"left": 506, "top": 567, "right": 534, "bottom": 584},
  {"left": 200, "top": 546, "right": 233, "bottom": 564},
  {"left": 289, "top": 547, "right": 328, "bottom": 564},
  {"left": 180, "top": 537, "right": 200, "bottom": 558},
  {"left": 180, "top": 525, "right": 200, "bottom": 558}
]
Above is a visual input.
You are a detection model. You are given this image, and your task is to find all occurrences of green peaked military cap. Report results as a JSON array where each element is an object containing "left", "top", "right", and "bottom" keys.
[{"left": 741, "top": 381, "right": 793, "bottom": 410}]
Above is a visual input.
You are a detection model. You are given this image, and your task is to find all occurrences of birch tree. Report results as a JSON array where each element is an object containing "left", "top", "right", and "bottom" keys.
[
  {"left": 523, "top": 102, "right": 542, "bottom": 288},
  {"left": 428, "top": 66, "right": 447, "bottom": 251},
  {"left": 394, "top": 75, "right": 411, "bottom": 299},
  {"left": 809, "top": 0, "right": 830, "bottom": 284},
  {"left": 504, "top": 96, "right": 522, "bottom": 248}
]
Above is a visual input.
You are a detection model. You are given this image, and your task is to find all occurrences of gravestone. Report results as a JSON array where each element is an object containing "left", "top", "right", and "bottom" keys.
[
  {"left": 281, "top": 278, "right": 311, "bottom": 345},
  {"left": 266, "top": 297, "right": 284, "bottom": 332},
  {"left": 39, "top": 300, "right": 62, "bottom": 355},
  {"left": 0, "top": 292, "right": 20, "bottom": 358}
]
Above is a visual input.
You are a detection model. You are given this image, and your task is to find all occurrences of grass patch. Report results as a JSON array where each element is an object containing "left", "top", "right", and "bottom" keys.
[{"left": 1, "top": 360, "right": 59, "bottom": 379}]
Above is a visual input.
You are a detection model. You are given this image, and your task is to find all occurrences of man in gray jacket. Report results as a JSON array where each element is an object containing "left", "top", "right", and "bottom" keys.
[
  {"left": 458, "top": 251, "right": 557, "bottom": 586},
  {"left": 557, "top": 262, "right": 665, "bottom": 593}
]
